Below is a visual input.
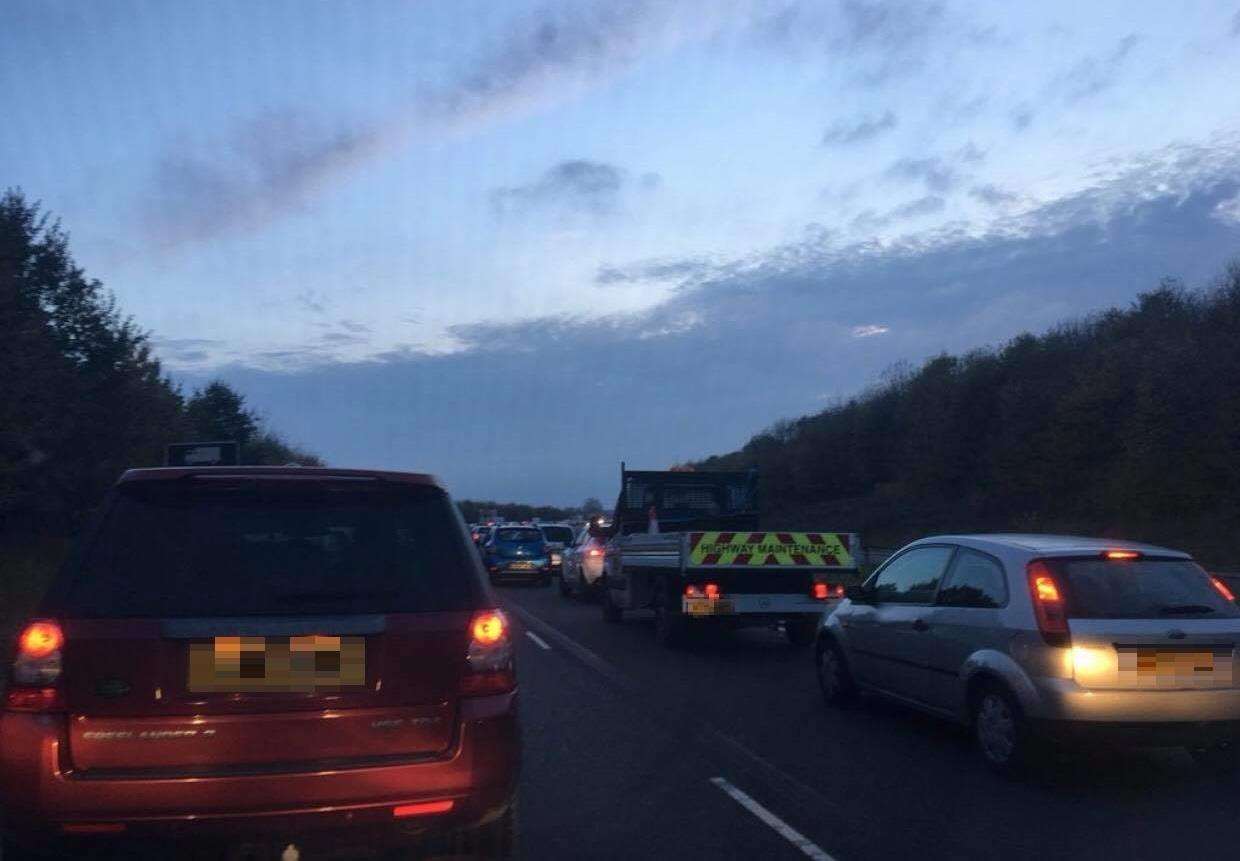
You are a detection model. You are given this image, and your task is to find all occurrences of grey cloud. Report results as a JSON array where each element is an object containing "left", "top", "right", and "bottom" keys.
[
  {"left": 338, "top": 319, "right": 372, "bottom": 334},
  {"left": 296, "top": 290, "right": 327, "bottom": 315},
  {"left": 821, "top": 111, "right": 897, "bottom": 146},
  {"left": 151, "top": 337, "right": 225, "bottom": 367},
  {"left": 970, "top": 184, "right": 1018, "bottom": 206},
  {"left": 183, "top": 144, "right": 1240, "bottom": 503},
  {"left": 141, "top": 111, "right": 384, "bottom": 247},
  {"left": 890, "top": 195, "right": 946, "bottom": 219},
  {"left": 320, "top": 331, "right": 369, "bottom": 346},
  {"left": 885, "top": 156, "right": 960, "bottom": 193},
  {"left": 492, "top": 159, "right": 640, "bottom": 216},
  {"left": 1011, "top": 106, "right": 1034, "bottom": 131},
  {"left": 1053, "top": 33, "right": 1141, "bottom": 103},
  {"left": 1232, "top": 10, "right": 1240, "bottom": 37},
  {"left": 595, "top": 258, "right": 714, "bottom": 285}
]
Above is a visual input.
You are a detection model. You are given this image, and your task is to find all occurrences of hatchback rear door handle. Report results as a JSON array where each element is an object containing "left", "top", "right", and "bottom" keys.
[{"left": 911, "top": 619, "right": 929, "bottom": 632}]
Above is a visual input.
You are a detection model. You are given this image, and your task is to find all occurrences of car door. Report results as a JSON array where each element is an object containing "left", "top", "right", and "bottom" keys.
[
  {"left": 846, "top": 545, "right": 955, "bottom": 701},
  {"left": 919, "top": 548, "right": 1010, "bottom": 713}
]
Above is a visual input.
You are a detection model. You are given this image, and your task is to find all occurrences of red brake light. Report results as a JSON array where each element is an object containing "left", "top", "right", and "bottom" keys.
[
  {"left": 685, "top": 584, "right": 703, "bottom": 598},
  {"left": 1027, "top": 562, "right": 1069, "bottom": 645},
  {"left": 19, "top": 621, "right": 63, "bottom": 659},
  {"left": 1211, "top": 577, "right": 1236, "bottom": 603},
  {"left": 471, "top": 611, "right": 505, "bottom": 645},
  {"left": 4, "top": 687, "right": 62, "bottom": 711},
  {"left": 812, "top": 583, "right": 829, "bottom": 600},
  {"left": 1103, "top": 550, "right": 1140, "bottom": 561},
  {"left": 704, "top": 583, "right": 720, "bottom": 600},
  {"left": 393, "top": 800, "right": 454, "bottom": 818},
  {"left": 588, "top": 548, "right": 602, "bottom": 557}
]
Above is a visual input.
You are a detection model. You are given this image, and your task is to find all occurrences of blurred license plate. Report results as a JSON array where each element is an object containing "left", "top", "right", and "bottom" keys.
[
  {"left": 509, "top": 561, "right": 536, "bottom": 570},
  {"left": 1118, "top": 649, "right": 1230, "bottom": 687},
  {"left": 685, "top": 599, "right": 735, "bottom": 616},
  {"left": 188, "top": 635, "right": 365, "bottom": 693}
]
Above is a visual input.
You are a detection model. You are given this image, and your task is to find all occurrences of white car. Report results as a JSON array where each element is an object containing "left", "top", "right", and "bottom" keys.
[{"left": 559, "top": 528, "right": 607, "bottom": 600}]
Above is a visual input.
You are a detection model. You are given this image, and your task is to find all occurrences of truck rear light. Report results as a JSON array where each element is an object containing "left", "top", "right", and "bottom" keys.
[
  {"left": 1027, "top": 562, "right": 1069, "bottom": 646},
  {"left": 704, "top": 583, "right": 720, "bottom": 600},
  {"left": 393, "top": 800, "right": 455, "bottom": 818},
  {"left": 684, "top": 584, "right": 703, "bottom": 598},
  {"left": 461, "top": 610, "right": 515, "bottom": 696},
  {"left": 812, "top": 583, "right": 847, "bottom": 600}
]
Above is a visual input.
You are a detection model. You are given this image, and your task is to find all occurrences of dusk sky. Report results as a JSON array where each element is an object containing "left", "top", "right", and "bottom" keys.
[{"left": 4, "top": 1, "right": 1240, "bottom": 504}]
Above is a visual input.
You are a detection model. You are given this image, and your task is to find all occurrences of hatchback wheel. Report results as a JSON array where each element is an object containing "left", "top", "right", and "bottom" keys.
[
  {"left": 816, "top": 639, "right": 857, "bottom": 706},
  {"left": 973, "top": 685, "right": 1031, "bottom": 774}
]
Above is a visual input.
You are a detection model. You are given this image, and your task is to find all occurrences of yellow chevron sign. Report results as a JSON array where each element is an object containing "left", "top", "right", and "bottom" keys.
[{"left": 687, "top": 531, "right": 855, "bottom": 568}]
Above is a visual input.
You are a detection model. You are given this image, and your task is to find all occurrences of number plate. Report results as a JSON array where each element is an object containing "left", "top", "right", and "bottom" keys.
[
  {"left": 508, "top": 561, "right": 536, "bottom": 571},
  {"left": 684, "top": 599, "right": 735, "bottom": 616},
  {"left": 1118, "top": 649, "right": 1231, "bottom": 687},
  {"left": 188, "top": 635, "right": 365, "bottom": 693}
]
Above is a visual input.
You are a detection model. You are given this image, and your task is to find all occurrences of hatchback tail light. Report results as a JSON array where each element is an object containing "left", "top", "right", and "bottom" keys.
[
  {"left": 1211, "top": 576, "right": 1236, "bottom": 603},
  {"left": 460, "top": 610, "right": 515, "bottom": 696},
  {"left": 588, "top": 548, "right": 602, "bottom": 558},
  {"left": 1027, "top": 562, "right": 1069, "bottom": 646},
  {"left": 6, "top": 620, "right": 65, "bottom": 712}
]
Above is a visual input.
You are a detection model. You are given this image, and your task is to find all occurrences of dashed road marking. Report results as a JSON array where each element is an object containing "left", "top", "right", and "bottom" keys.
[
  {"left": 710, "top": 777, "right": 837, "bottom": 861},
  {"left": 525, "top": 630, "right": 551, "bottom": 650}
]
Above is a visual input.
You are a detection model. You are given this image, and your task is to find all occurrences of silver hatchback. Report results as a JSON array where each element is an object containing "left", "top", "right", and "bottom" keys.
[{"left": 816, "top": 534, "right": 1240, "bottom": 772}]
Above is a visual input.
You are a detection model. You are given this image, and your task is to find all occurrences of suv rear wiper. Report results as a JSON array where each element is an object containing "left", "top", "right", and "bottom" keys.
[{"left": 1156, "top": 604, "right": 1216, "bottom": 616}]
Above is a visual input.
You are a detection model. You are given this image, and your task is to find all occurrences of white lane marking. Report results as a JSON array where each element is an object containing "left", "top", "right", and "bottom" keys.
[
  {"left": 710, "top": 777, "right": 837, "bottom": 861},
  {"left": 525, "top": 630, "right": 551, "bottom": 650}
]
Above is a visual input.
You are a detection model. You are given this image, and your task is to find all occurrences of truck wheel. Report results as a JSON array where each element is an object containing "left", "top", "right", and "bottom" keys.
[
  {"left": 601, "top": 580, "right": 623, "bottom": 623},
  {"left": 653, "top": 578, "right": 686, "bottom": 647},
  {"left": 785, "top": 619, "right": 817, "bottom": 647}
]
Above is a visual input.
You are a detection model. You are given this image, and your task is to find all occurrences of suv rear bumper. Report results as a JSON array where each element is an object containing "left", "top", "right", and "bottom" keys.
[{"left": 0, "top": 692, "right": 519, "bottom": 843}]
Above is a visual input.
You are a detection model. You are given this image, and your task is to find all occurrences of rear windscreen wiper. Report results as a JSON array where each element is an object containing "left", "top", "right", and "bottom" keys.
[{"left": 1156, "top": 604, "right": 1216, "bottom": 615}]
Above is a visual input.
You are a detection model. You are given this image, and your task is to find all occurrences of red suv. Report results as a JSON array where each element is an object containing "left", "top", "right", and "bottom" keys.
[{"left": 0, "top": 467, "right": 520, "bottom": 858}]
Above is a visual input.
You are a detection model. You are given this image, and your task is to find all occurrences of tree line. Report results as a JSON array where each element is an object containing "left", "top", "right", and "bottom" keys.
[
  {"left": 1, "top": 189, "right": 321, "bottom": 542},
  {"left": 689, "top": 264, "right": 1240, "bottom": 566},
  {"left": 456, "top": 497, "right": 603, "bottom": 525}
]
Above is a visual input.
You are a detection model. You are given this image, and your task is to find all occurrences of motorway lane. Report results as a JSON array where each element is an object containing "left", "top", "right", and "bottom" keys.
[{"left": 501, "top": 582, "right": 1240, "bottom": 861}]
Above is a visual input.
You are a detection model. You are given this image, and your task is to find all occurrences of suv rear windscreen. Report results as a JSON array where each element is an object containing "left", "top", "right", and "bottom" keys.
[
  {"left": 541, "top": 526, "right": 574, "bottom": 544},
  {"left": 53, "top": 480, "right": 478, "bottom": 617},
  {"left": 1053, "top": 557, "right": 1240, "bottom": 619}
]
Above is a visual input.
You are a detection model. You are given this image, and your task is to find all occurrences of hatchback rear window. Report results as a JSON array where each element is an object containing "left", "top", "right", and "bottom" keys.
[
  {"left": 541, "top": 526, "right": 574, "bottom": 544},
  {"left": 1053, "top": 557, "right": 1240, "bottom": 619},
  {"left": 52, "top": 480, "right": 478, "bottom": 617},
  {"left": 496, "top": 528, "right": 542, "bottom": 542}
]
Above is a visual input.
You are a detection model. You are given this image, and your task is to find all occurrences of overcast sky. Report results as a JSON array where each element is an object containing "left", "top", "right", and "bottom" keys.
[{"left": 4, "top": 1, "right": 1240, "bottom": 504}]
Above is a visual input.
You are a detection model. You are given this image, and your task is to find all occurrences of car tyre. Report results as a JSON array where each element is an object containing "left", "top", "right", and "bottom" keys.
[
  {"left": 1188, "top": 740, "right": 1240, "bottom": 775},
  {"left": 601, "top": 579, "right": 623, "bottom": 623},
  {"left": 816, "top": 638, "right": 857, "bottom": 706},
  {"left": 972, "top": 683, "right": 1035, "bottom": 776}
]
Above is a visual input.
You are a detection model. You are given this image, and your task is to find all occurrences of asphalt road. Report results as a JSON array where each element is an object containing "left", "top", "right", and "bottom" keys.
[{"left": 504, "top": 581, "right": 1240, "bottom": 861}]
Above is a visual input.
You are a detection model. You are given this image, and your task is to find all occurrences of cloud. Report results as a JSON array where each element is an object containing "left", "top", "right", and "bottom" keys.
[
  {"left": 969, "top": 184, "right": 1018, "bottom": 206},
  {"left": 851, "top": 324, "right": 890, "bottom": 338},
  {"left": 140, "top": 111, "right": 386, "bottom": 247},
  {"left": 1010, "top": 105, "right": 1034, "bottom": 131},
  {"left": 1232, "top": 10, "right": 1240, "bottom": 37},
  {"left": 491, "top": 159, "right": 646, "bottom": 216},
  {"left": 595, "top": 257, "right": 714, "bottom": 284},
  {"left": 1051, "top": 33, "right": 1141, "bottom": 103},
  {"left": 891, "top": 195, "right": 947, "bottom": 219},
  {"left": 885, "top": 156, "right": 960, "bottom": 193},
  {"left": 181, "top": 142, "right": 1240, "bottom": 502},
  {"left": 150, "top": 337, "right": 226, "bottom": 367},
  {"left": 338, "top": 319, "right": 372, "bottom": 334},
  {"left": 821, "top": 111, "right": 897, "bottom": 146}
]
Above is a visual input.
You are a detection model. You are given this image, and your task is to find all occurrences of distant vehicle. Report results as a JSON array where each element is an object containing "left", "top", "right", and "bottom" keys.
[
  {"left": 597, "top": 465, "right": 861, "bottom": 646},
  {"left": 483, "top": 524, "right": 552, "bottom": 587},
  {"left": 538, "top": 523, "right": 575, "bottom": 576},
  {"left": 471, "top": 524, "right": 492, "bottom": 548},
  {"left": 560, "top": 529, "right": 607, "bottom": 600},
  {"left": 0, "top": 466, "right": 518, "bottom": 858},
  {"left": 818, "top": 534, "right": 1240, "bottom": 774}
]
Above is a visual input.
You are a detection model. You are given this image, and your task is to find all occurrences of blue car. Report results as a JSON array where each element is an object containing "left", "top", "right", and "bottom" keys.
[{"left": 483, "top": 525, "right": 552, "bottom": 586}]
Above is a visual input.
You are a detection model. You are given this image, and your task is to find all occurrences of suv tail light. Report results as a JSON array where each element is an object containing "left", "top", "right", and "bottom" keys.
[
  {"left": 460, "top": 610, "right": 515, "bottom": 696},
  {"left": 6, "top": 620, "right": 65, "bottom": 712},
  {"left": 1027, "top": 562, "right": 1069, "bottom": 646}
]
